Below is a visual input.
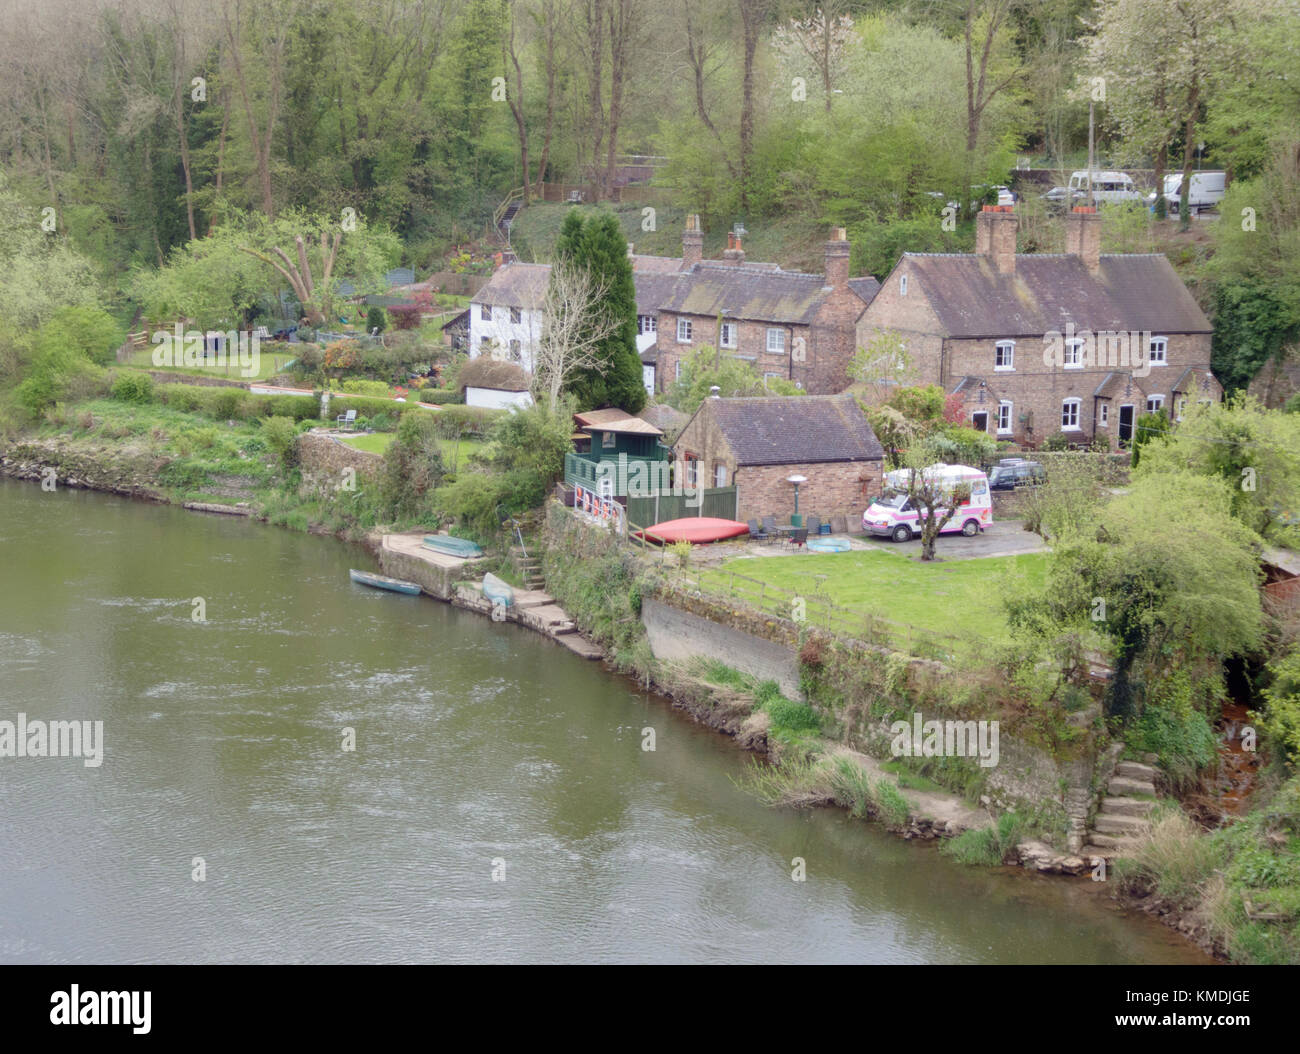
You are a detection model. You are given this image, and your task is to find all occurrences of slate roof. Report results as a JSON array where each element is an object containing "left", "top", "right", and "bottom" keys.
[
  {"left": 1171, "top": 366, "right": 1220, "bottom": 393},
  {"left": 897, "top": 253, "right": 1212, "bottom": 337},
  {"left": 470, "top": 262, "right": 551, "bottom": 310},
  {"left": 634, "top": 271, "right": 683, "bottom": 316},
  {"left": 659, "top": 263, "right": 866, "bottom": 326},
  {"left": 701, "top": 394, "right": 884, "bottom": 466},
  {"left": 1094, "top": 371, "right": 1147, "bottom": 400},
  {"left": 639, "top": 342, "right": 658, "bottom": 365},
  {"left": 630, "top": 254, "right": 683, "bottom": 273},
  {"left": 848, "top": 276, "right": 882, "bottom": 304}
]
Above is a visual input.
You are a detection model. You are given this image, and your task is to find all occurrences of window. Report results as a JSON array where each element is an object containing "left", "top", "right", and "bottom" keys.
[
  {"left": 601, "top": 431, "right": 616, "bottom": 450},
  {"left": 997, "top": 401, "right": 1012, "bottom": 434},
  {"left": 676, "top": 318, "right": 692, "bottom": 343},
  {"left": 1099, "top": 403, "right": 1109, "bottom": 427},
  {"left": 508, "top": 339, "right": 522, "bottom": 362},
  {"left": 479, "top": 336, "right": 491, "bottom": 353},
  {"left": 714, "top": 463, "right": 727, "bottom": 488},
  {"left": 1177, "top": 396, "right": 1187, "bottom": 421},
  {"left": 720, "top": 322, "right": 737, "bottom": 349},
  {"left": 1148, "top": 337, "right": 1167, "bottom": 365},
  {"left": 510, "top": 307, "right": 521, "bottom": 324},
  {"left": 764, "top": 372, "right": 781, "bottom": 382},
  {"left": 674, "top": 360, "right": 682, "bottom": 381},
  {"left": 767, "top": 328, "right": 786, "bottom": 353},
  {"left": 1063, "top": 338, "right": 1084, "bottom": 369},
  {"left": 899, "top": 274, "right": 909, "bottom": 296},
  {"left": 638, "top": 315, "right": 657, "bottom": 336},
  {"left": 684, "top": 456, "right": 699, "bottom": 488},
  {"left": 1061, "top": 398, "right": 1081, "bottom": 430},
  {"left": 1146, "top": 394, "right": 1165, "bottom": 414},
  {"left": 995, "top": 341, "right": 1014, "bottom": 371},
  {"left": 479, "top": 303, "right": 491, "bottom": 321}
]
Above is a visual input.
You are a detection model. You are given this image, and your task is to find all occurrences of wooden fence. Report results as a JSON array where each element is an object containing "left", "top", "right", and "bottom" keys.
[{"left": 626, "top": 486, "right": 737, "bottom": 525}]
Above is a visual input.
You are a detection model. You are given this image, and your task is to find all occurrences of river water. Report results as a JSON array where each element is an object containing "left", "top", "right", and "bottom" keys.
[{"left": 0, "top": 479, "right": 1210, "bottom": 963}]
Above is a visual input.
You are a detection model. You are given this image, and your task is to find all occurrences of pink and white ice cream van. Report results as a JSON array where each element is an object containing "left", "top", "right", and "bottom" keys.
[{"left": 862, "top": 463, "right": 993, "bottom": 542}]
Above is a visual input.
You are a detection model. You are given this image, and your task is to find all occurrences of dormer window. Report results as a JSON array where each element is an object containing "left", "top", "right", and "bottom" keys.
[
  {"left": 995, "top": 340, "right": 1014, "bottom": 371},
  {"left": 1063, "top": 338, "right": 1084, "bottom": 369}
]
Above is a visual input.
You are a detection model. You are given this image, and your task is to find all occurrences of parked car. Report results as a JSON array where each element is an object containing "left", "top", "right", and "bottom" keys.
[
  {"left": 1067, "top": 170, "right": 1146, "bottom": 206},
  {"left": 864, "top": 464, "right": 992, "bottom": 541},
  {"left": 988, "top": 460, "right": 1046, "bottom": 490},
  {"left": 1148, "top": 171, "right": 1227, "bottom": 214},
  {"left": 1042, "top": 185, "right": 1087, "bottom": 210}
]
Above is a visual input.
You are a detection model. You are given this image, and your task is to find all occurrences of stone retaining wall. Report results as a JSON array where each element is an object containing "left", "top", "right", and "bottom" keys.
[{"left": 297, "top": 432, "right": 382, "bottom": 485}]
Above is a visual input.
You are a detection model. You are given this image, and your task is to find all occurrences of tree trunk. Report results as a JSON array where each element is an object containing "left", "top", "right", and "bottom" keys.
[
  {"left": 504, "top": 2, "right": 530, "bottom": 204},
  {"left": 585, "top": 0, "right": 606, "bottom": 199},
  {"left": 1178, "top": 68, "right": 1200, "bottom": 231},
  {"left": 738, "top": 0, "right": 761, "bottom": 213}
]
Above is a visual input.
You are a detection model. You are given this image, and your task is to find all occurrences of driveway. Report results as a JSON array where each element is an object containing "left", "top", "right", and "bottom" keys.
[{"left": 852, "top": 519, "right": 1047, "bottom": 560}]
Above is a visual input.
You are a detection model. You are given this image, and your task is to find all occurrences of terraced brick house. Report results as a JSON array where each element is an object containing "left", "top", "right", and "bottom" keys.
[{"left": 856, "top": 206, "right": 1220, "bottom": 449}]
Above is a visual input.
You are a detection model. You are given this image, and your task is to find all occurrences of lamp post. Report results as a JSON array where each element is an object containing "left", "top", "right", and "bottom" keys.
[{"left": 787, "top": 474, "right": 807, "bottom": 527}]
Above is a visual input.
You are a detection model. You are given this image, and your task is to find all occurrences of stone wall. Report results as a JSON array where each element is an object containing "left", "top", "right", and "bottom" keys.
[{"left": 297, "top": 432, "right": 382, "bottom": 485}]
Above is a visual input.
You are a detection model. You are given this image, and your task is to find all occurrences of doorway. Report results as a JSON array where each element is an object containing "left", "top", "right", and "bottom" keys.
[{"left": 1118, "top": 404, "right": 1134, "bottom": 446}]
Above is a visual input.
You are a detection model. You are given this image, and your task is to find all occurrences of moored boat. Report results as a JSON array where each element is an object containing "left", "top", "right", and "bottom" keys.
[
  {"left": 349, "top": 568, "right": 423, "bottom": 595},
  {"left": 634, "top": 517, "right": 751, "bottom": 544},
  {"left": 422, "top": 534, "right": 483, "bottom": 558},
  {"left": 482, "top": 572, "right": 514, "bottom": 607}
]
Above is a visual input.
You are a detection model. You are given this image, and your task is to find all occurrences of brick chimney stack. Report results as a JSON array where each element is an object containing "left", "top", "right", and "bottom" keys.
[
  {"left": 975, "top": 206, "right": 1018, "bottom": 275},
  {"left": 1063, "top": 206, "right": 1102, "bottom": 273},
  {"left": 723, "top": 229, "right": 746, "bottom": 265},
  {"left": 681, "top": 214, "right": 703, "bottom": 271},
  {"left": 823, "top": 227, "right": 850, "bottom": 289}
]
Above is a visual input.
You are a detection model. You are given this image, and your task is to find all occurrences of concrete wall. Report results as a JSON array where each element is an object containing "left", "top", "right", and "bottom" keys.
[
  {"left": 641, "top": 596, "right": 802, "bottom": 698},
  {"left": 465, "top": 386, "right": 533, "bottom": 410}
]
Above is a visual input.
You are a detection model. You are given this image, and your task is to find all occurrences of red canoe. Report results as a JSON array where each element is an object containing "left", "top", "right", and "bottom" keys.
[{"left": 636, "top": 517, "right": 751, "bottom": 544}]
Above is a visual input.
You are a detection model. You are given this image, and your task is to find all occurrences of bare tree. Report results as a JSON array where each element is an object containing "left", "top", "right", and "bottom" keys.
[
  {"left": 533, "top": 262, "right": 622, "bottom": 407},
  {"left": 239, "top": 230, "right": 343, "bottom": 327},
  {"left": 894, "top": 448, "right": 974, "bottom": 562}
]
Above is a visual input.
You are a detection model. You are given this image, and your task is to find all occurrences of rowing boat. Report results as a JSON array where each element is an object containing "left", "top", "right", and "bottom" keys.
[
  {"left": 349, "top": 569, "right": 422, "bottom": 595},
  {"left": 482, "top": 572, "right": 514, "bottom": 607},
  {"left": 634, "top": 517, "right": 751, "bottom": 544},
  {"left": 422, "top": 534, "right": 483, "bottom": 558}
]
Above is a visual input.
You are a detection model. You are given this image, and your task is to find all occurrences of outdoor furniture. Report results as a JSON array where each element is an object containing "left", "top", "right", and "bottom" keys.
[
  {"left": 762, "top": 515, "right": 778, "bottom": 540},
  {"left": 805, "top": 515, "right": 822, "bottom": 536},
  {"left": 747, "top": 519, "right": 770, "bottom": 543},
  {"left": 336, "top": 408, "right": 357, "bottom": 431},
  {"left": 785, "top": 527, "right": 809, "bottom": 549}
]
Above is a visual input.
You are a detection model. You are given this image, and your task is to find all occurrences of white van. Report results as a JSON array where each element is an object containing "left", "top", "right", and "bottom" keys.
[
  {"left": 1151, "top": 171, "right": 1226, "bottom": 214},
  {"left": 863, "top": 463, "right": 992, "bottom": 542},
  {"left": 1068, "top": 170, "right": 1145, "bottom": 205}
]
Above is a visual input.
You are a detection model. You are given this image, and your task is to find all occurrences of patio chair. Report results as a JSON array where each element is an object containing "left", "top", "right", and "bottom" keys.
[
  {"left": 805, "top": 515, "right": 822, "bottom": 536},
  {"left": 747, "top": 519, "right": 769, "bottom": 543},
  {"left": 786, "top": 527, "right": 809, "bottom": 549},
  {"left": 336, "top": 408, "right": 357, "bottom": 431},
  {"left": 762, "top": 515, "right": 778, "bottom": 540}
]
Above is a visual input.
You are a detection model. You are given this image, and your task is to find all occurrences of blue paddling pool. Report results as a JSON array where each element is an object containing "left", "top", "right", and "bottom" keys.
[{"left": 805, "top": 536, "right": 852, "bottom": 553}]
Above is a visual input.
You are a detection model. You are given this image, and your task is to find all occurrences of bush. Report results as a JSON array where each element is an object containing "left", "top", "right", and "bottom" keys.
[
  {"left": 431, "top": 404, "right": 503, "bottom": 439},
  {"left": 110, "top": 372, "right": 154, "bottom": 404},
  {"left": 339, "top": 378, "right": 392, "bottom": 398},
  {"left": 211, "top": 388, "right": 242, "bottom": 420},
  {"left": 433, "top": 471, "right": 512, "bottom": 535},
  {"left": 388, "top": 304, "right": 422, "bottom": 330},
  {"left": 764, "top": 695, "right": 821, "bottom": 734},
  {"left": 1041, "top": 431, "right": 1071, "bottom": 451},
  {"left": 377, "top": 411, "right": 445, "bottom": 523},
  {"left": 366, "top": 306, "right": 387, "bottom": 334},
  {"left": 420, "top": 387, "right": 464, "bottom": 405},
  {"left": 261, "top": 416, "right": 299, "bottom": 472},
  {"left": 1128, "top": 703, "right": 1220, "bottom": 789}
]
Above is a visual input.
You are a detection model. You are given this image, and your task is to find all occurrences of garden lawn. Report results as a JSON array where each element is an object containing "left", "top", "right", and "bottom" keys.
[
  {"left": 120, "top": 348, "right": 294, "bottom": 381},
  {"left": 338, "top": 432, "right": 485, "bottom": 468},
  {"left": 701, "top": 548, "right": 1048, "bottom": 647}
]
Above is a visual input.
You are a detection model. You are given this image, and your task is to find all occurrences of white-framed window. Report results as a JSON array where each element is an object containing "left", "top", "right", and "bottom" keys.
[
  {"left": 674, "top": 360, "right": 682, "bottom": 381},
  {"left": 1099, "top": 402, "right": 1109, "bottom": 427},
  {"left": 899, "top": 274, "right": 909, "bottom": 296},
  {"left": 995, "top": 340, "right": 1014, "bottom": 371},
  {"left": 714, "top": 463, "right": 727, "bottom": 487},
  {"left": 508, "top": 339, "right": 521, "bottom": 362},
  {"left": 1146, "top": 394, "right": 1165, "bottom": 414},
  {"left": 684, "top": 457, "right": 699, "bottom": 488},
  {"left": 479, "top": 336, "right": 491, "bottom": 353},
  {"left": 510, "top": 307, "right": 522, "bottom": 324},
  {"left": 1062, "top": 398, "right": 1081, "bottom": 430},
  {"left": 766, "top": 328, "right": 785, "bottom": 353},
  {"left": 638, "top": 315, "right": 657, "bottom": 336},
  {"left": 676, "top": 318, "right": 692, "bottom": 343},
  {"left": 479, "top": 303, "right": 491, "bottom": 321},
  {"left": 1148, "top": 336, "right": 1168, "bottom": 365},
  {"left": 1063, "top": 338, "right": 1084, "bottom": 369},
  {"left": 720, "top": 322, "right": 737, "bottom": 349},
  {"left": 1177, "top": 396, "right": 1187, "bottom": 420},
  {"left": 997, "top": 401, "right": 1012, "bottom": 434}
]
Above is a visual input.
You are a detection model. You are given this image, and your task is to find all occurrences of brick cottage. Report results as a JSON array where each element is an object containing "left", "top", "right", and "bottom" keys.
[
  {"left": 856, "top": 206, "right": 1220, "bottom": 448},
  {"left": 673, "top": 394, "right": 884, "bottom": 523}
]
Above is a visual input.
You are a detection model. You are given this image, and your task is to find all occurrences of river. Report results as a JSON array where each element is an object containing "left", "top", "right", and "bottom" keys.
[{"left": 0, "top": 479, "right": 1210, "bottom": 963}]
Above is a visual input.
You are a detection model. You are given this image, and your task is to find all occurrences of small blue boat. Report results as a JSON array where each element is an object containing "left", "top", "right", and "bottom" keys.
[
  {"left": 422, "top": 534, "right": 483, "bottom": 558},
  {"left": 349, "top": 568, "right": 422, "bottom": 595},
  {"left": 482, "top": 572, "right": 514, "bottom": 607},
  {"left": 806, "top": 536, "right": 852, "bottom": 553}
]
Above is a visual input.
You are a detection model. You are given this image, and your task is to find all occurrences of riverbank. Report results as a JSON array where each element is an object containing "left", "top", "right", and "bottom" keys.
[{"left": 0, "top": 429, "right": 1258, "bottom": 962}]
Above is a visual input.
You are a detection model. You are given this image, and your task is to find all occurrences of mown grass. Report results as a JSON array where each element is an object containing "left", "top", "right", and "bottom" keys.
[
  {"left": 700, "top": 548, "right": 1048, "bottom": 646},
  {"left": 118, "top": 349, "right": 294, "bottom": 381}
]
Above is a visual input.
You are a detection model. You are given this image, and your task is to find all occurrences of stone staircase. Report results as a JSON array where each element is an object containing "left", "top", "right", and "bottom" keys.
[
  {"left": 510, "top": 546, "right": 546, "bottom": 591},
  {"left": 1082, "top": 760, "right": 1160, "bottom": 860}
]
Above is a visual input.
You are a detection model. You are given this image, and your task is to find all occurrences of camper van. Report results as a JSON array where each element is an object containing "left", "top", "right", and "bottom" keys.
[
  {"left": 1067, "top": 170, "right": 1145, "bottom": 205},
  {"left": 1150, "top": 171, "right": 1227, "bottom": 214},
  {"left": 863, "top": 464, "right": 992, "bottom": 542}
]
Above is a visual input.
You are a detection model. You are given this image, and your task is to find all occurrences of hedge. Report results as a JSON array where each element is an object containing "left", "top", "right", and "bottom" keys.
[{"left": 418, "top": 387, "right": 463, "bottom": 405}]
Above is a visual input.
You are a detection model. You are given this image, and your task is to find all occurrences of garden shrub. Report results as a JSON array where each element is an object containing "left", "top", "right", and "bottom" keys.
[{"left": 110, "top": 372, "right": 154, "bottom": 404}]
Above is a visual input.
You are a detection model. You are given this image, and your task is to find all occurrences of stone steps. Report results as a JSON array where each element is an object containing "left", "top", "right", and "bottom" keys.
[
  {"left": 1086, "top": 831, "right": 1143, "bottom": 849},
  {"left": 1094, "top": 813, "right": 1151, "bottom": 836},
  {"left": 1099, "top": 795, "right": 1155, "bottom": 818},
  {"left": 1115, "top": 760, "right": 1160, "bottom": 783},
  {"left": 1108, "top": 775, "right": 1157, "bottom": 797}
]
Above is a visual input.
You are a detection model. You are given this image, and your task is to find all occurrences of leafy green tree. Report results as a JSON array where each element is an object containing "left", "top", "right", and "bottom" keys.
[
  {"left": 552, "top": 210, "right": 644, "bottom": 412},
  {"left": 665, "top": 346, "right": 802, "bottom": 414},
  {"left": 892, "top": 439, "right": 974, "bottom": 562},
  {"left": 1130, "top": 407, "right": 1170, "bottom": 467},
  {"left": 378, "top": 412, "right": 445, "bottom": 523}
]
